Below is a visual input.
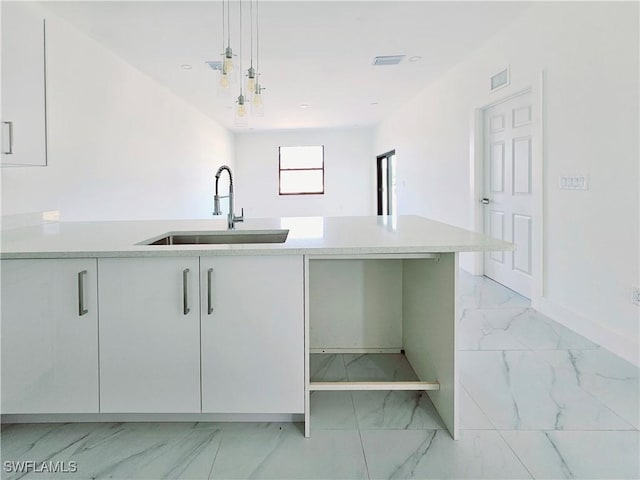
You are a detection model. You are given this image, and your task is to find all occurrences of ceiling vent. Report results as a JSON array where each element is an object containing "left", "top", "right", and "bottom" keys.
[
  {"left": 205, "top": 60, "right": 223, "bottom": 71},
  {"left": 372, "top": 55, "right": 405, "bottom": 66}
]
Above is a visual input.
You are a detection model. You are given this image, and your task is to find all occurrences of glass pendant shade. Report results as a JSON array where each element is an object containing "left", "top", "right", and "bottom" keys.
[
  {"left": 219, "top": 74, "right": 229, "bottom": 89},
  {"left": 246, "top": 67, "right": 256, "bottom": 99},
  {"left": 235, "top": 94, "right": 248, "bottom": 126},
  {"left": 252, "top": 84, "right": 264, "bottom": 116},
  {"left": 219, "top": 66, "right": 230, "bottom": 89}
]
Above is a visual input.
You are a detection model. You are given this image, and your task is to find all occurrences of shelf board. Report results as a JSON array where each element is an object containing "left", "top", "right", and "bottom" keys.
[{"left": 309, "top": 381, "right": 440, "bottom": 391}]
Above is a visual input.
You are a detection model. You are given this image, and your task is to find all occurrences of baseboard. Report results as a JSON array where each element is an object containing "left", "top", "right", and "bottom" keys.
[
  {"left": 1, "top": 413, "right": 304, "bottom": 424},
  {"left": 537, "top": 297, "right": 639, "bottom": 367}
]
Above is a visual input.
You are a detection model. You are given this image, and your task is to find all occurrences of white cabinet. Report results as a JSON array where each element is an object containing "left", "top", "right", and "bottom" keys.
[
  {"left": 1, "top": 259, "right": 98, "bottom": 413},
  {"left": 200, "top": 255, "right": 304, "bottom": 413},
  {"left": 1, "top": 2, "right": 47, "bottom": 166},
  {"left": 98, "top": 257, "right": 200, "bottom": 413}
]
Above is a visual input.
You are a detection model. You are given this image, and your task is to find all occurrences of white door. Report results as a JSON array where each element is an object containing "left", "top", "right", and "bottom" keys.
[
  {"left": 483, "top": 91, "right": 533, "bottom": 298},
  {"left": 1, "top": 259, "right": 99, "bottom": 413},
  {"left": 98, "top": 257, "right": 201, "bottom": 413},
  {"left": 200, "top": 255, "right": 304, "bottom": 413}
]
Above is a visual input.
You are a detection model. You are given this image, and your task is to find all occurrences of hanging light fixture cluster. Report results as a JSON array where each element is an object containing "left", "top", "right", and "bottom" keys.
[{"left": 217, "top": 0, "right": 264, "bottom": 125}]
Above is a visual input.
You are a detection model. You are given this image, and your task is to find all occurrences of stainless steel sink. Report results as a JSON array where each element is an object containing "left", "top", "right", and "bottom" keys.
[{"left": 140, "top": 229, "right": 289, "bottom": 246}]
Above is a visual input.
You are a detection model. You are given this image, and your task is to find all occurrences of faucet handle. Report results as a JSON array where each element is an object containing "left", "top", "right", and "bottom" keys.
[{"left": 234, "top": 208, "right": 244, "bottom": 223}]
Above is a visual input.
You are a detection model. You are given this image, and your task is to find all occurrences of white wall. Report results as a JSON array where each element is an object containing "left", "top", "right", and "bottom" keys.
[
  {"left": 234, "top": 128, "right": 374, "bottom": 218},
  {"left": 374, "top": 2, "right": 640, "bottom": 364},
  {"left": 1, "top": 4, "right": 233, "bottom": 221}
]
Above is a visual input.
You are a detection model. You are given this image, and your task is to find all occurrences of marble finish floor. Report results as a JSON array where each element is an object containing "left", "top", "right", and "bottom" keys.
[{"left": 2, "top": 272, "right": 638, "bottom": 479}]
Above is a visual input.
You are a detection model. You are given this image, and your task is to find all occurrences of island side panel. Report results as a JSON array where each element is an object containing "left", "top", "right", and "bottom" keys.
[{"left": 402, "top": 253, "right": 458, "bottom": 439}]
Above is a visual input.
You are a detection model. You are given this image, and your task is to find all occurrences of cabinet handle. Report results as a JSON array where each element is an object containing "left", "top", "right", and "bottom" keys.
[
  {"left": 207, "top": 268, "right": 214, "bottom": 315},
  {"left": 78, "top": 270, "right": 88, "bottom": 316},
  {"left": 3, "top": 121, "right": 14, "bottom": 155},
  {"left": 183, "top": 268, "right": 190, "bottom": 315}
]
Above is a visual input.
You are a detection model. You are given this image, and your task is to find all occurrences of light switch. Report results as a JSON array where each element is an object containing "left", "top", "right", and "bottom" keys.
[{"left": 559, "top": 175, "right": 589, "bottom": 190}]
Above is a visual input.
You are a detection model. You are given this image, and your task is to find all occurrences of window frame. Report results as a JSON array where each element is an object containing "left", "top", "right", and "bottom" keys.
[{"left": 278, "top": 145, "right": 325, "bottom": 196}]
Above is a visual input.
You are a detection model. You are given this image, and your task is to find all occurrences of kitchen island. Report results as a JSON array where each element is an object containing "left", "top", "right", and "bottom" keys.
[{"left": 1, "top": 215, "right": 512, "bottom": 439}]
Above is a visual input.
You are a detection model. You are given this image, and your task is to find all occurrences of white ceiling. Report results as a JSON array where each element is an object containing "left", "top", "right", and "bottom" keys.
[{"left": 41, "top": 1, "right": 532, "bottom": 132}]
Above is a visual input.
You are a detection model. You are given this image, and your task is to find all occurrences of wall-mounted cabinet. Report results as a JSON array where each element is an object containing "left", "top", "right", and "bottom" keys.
[{"left": 1, "top": 2, "right": 48, "bottom": 167}]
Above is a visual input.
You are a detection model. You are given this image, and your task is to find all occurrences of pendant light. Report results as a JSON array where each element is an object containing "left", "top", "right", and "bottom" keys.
[
  {"left": 235, "top": 0, "right": 248, "bottom": 126},
  {"left": 245, "top": 0, "right": 256, "bottom": 99},
  {"left": 222, "top": 0, "right": 235, "bottom": 74},
  {"left": 218, "top": 0, "right": 230, "bottom": 89},
  {"left": 252, "top": 0, "right": 264, "bottom": 116}
]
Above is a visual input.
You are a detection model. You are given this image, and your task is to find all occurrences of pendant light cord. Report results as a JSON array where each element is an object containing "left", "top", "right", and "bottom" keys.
[
  {"left": 256, "top": 0, "right": 259, "bottom": 75},
  {"left": 222, "top": 0, "right": 225, "bottom": 53},
  {"left": 249, "top": 0, "right": 253, "bottom": 69},
  {"left": 239, "top": 0, "right": 243, "bottom": 95},
  {"left": 227, "top": 0, "right": 231, "bottom": 48}
]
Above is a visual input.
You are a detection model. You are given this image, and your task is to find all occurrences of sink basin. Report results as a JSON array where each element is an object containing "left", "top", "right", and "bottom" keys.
[{"left": 140, "top": 229, "right": 289, "bottom": 246}]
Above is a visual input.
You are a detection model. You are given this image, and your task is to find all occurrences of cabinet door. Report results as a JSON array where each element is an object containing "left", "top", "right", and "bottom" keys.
[
  {"left": 1, "top": 2, "right": 47, "bottom": 166},
  {"left": 1, "top": 259, "right": 98, "bottom": 413},
  {"left": 98, "top": 257, "right": 200, "bottom": 413},
  {"left": 201, "top": 255, "right": 304, "bottom": 413}
]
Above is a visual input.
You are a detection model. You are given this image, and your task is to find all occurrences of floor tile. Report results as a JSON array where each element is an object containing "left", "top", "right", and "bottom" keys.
[
  {"left": 458, "top": 308, "right": 531, "bottom": 350},
  {"left": 458, "top": 307, "right": 598, "bottom": 351},
  {"left": 457, "top": 271, "right": 531, "bottom": 310},
  {"left": 344, "top": 353, "right": 419, "bottom": 382},
  {"left": 352, "top": 390, "right": 446, "bottom": 430},
  {"left": 310, "top": 354, "right": 347, "bottom": 382},
  {"left": 505, "top": 308, "right": 598, "bottom": 350},
  {"left": 361, "top": 429, "right": 531, "bottom": 479},
  {"left": 309, "top": 391, "right": 358, "bottom": 430},
  {"left": 501, "top": 430, "right": 640, "bottom": 479},
  {"left": 458, "top": 385, "right": 494, "bottom": 430},
  {"left": 547, "top": 348, "right": 640, "bottom": 429},
  {"left": 1, "top": 422, "right": 222, "bottom": 480},
  {"left": 460, "top": 350, "right": 634, "bottom": 430},
  {"left": 209, "top": 423, "right": 367, "bottom": 479}
]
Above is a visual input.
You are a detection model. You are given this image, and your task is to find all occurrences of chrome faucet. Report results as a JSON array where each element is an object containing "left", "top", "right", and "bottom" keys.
[{"left": 213, "top": 165, "right": 244, "bottom": 229}]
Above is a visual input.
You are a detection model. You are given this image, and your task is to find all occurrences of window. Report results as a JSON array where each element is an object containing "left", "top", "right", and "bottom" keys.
[{"left": 279, "top": 145, "right": 324, "bottom": 195}]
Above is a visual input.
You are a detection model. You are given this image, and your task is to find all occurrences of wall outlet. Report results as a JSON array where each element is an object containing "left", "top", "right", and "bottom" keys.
[{"left": 632, "top": 286, "right": 640, "bottom": 306}]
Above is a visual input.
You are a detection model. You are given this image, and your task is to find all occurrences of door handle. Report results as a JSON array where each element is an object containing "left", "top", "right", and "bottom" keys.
[
  {"left": 481, "top": 198, "right": 490, "bottom": 204},
  {"left": 207, "top": 268, "right": 214, "bottom": 315},
  {"left": 183, "top": 268, "right": 190, "bottom": 315},
  {"left": 78, "top": 270, "right": 88, "bottom": 316},
  {"left": 3, "top": 121, "right": 14, "bottom": 155}
]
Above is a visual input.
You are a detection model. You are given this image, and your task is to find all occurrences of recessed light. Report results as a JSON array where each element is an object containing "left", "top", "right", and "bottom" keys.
[
  {"left": 181, "top": 64, "right": 193, "bottom": 70},
  {"left": 299, "top": 104, "right": 309, "bottom": 109},
  {"left": 408, "top": 56, "right": 422, "bottom": 62}
]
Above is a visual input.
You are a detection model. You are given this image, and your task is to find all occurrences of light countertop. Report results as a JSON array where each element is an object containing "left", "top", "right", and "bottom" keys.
[{"left": 0, "top": 215, "right": 513, "bottom": 259}]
